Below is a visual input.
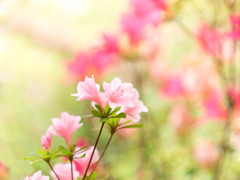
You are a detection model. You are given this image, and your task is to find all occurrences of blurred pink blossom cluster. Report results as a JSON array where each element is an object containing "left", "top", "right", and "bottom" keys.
[{"left": 65, "top": 0, "right": 169, "bottom": 82}]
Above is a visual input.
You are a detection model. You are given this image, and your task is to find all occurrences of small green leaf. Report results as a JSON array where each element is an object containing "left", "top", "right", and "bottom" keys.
[
  {"left": 118, "top": 120, "right": 131, "bottom": 126},
  {"left": 24, "top": 156, "right": 42, "bottom": 160},
  {"left": 110, "top": 106, "right": 121, "bottom": 116},
  {"left": 70, "top": 145, "right": 76, "bottom": 153},
  {"left": 51, "top": 150, "right": 60, "bottom": 156},
  {"left": 92, "top": 109, "right": 102, "bottom": 118},
  {"left": 104, "top": 104, "right": 111, "bottom": 116},
  {"left": 119, "top": 124, "right": 144, "bottom": 129},
  {"left": 89, "top": 172, "right": 97, "bottom": 180},
  {"left": 95, "top": 104, "right": 102, "bottom": 113},
  {"left": 74, "top": 153, "right": 86, "bottom": 159},
  {"left": 38, "top": 149, "right": 47, "bottom": 157},
  {"left": 58, "top": 146, "right": 72, "bottom": 156},
  {"left": 114, "top": 112, "right": 126, "bottom": 118},
  {"left": 100, "top": 117, "right": 109, "bottom": 123}
]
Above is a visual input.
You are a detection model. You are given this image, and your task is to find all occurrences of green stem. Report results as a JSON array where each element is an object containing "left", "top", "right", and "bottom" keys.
[
  {"left": 82, "top": 122, "right": 105, "bottom": 180},
  {"left": 87, "top": 133, "right": 114, "bottom": 180},
  {"left": 46, "top": 160, "right": 60, "bottom": 180},
  {"left": 70, "top": 159, "right": 74, "bottom": 180}
]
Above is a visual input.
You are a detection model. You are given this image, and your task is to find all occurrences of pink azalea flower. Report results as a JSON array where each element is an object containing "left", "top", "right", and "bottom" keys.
[
  {"left": 72, "top": 75, "right": 104, "bottom": 108},
  {"left": 48, "top": 112, "right": 83, "bottom": 148},
  {"left": 197, "top": 24, "right": 223, "bottom": 58},
  {"left": 74, "top": 146, "right": 99, "bottom": 177},
  {"left": 229, "top": 15, "right": 240, "bottom": 40},
  {"left": 50, "top": 163, "right": 79, "bottom": 180},
  {"left": 25, "top": 171, "right": 49, "bottom": 180},
  {"left": 41, "top": 130, "right": 52, "bottom": 151},
  {"left": 103, "top": 77, "right": 135, "bottom": 108},
  {"left": 122, "top": 89, "right": 148, "bottom": 122},
  {"left": 194, "top": 140, "right": 219, "bottom": 167}
]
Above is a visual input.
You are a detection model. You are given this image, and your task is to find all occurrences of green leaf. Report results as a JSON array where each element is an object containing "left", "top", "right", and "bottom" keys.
[
  {"left": 100, "top": 117, "right": 109, "bottom": 123},
  {"left": 118, "top": 120, "right": 131, "bottom": 126},
  {"left": 38, "top": 149, "right": 47, "bottom": 157},
  {"left": 109, "top": 106, "right": 121, "bottom": 116},
  {"left": 119, "top": 124, "right": 144, "bottom": 129},
  {"left": 51, "top": 149, "right": 60, "bottom": 156},
  {"left": 114, "top": 112, "right": 126, "bottom": 118},
  {"left": 74, "top": 146, "right": 86, "bottom": 154},
  {"left": 95, "top": 104, "right": 102, "bottom": 113},
  {"left": 104, "top": 104, "right": 111, "bottom": 116},
  {"left": 74, "top": 153, "right": 86, "bottom": 159},
  {"left": 70, "top": 145, "right": 76, "bottom": 153},
  {"left": 92, "top": 109, "right": 102, "bottom": 118},
  {"left": 24, "top": 156, "right": 42, "bottom": 160},
  {"left": 58, "top": 146, "right": 72, "bottom": 156},
  {"left": 89, "top": 172, "right": 97, "bottom": 180}
]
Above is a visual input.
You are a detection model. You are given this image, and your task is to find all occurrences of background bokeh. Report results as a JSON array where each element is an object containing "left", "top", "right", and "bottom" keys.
[{"left": 1, "top": 0, "right": 240, "bottom": 180}]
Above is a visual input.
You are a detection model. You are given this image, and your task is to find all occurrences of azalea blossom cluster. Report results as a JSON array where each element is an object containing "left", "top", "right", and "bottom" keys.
[{"left": 25, "top": 76, "right": 147, "bottom": 180}]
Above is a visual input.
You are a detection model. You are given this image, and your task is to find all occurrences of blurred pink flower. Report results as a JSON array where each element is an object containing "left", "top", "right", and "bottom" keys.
[
  {"left": 122, "top": 89, "right": 148, "bottom": 122},
  {"left": 48, "top": 112, "right": 83, "bottom": 148},
  {"left": 72, "top": 76, "right": 104, "bottom": 108},
  {"left": 203, "top": 91, "right": 227, "bottom": 120},
  {"left": 197, "top": 24, "right": 223, "bottom": 58},
  {"left": 0, "top": 161, "right": 8, "bottom": 179},
  {"left": 50, "top": 163, "right": 79, "bottom": 180},
  {"left": 66, "top": 33, "right": 119, "bottom": 83},
  {"left": 131, "top": 0, "right": 162, "bottom": 26},
  {"left": 66, "top": 52, "right": 91, "bottom": 81},
  {"left": 194, "top": 140, "right": 219, "bottom": 167},
  {"left": 25, "top": 171, "right": 49, "bottom": 180},
  {"left": 121, "top": 12, "right": 146, "bottom": 45},
  {"left": 103, "top": 77, "right": 135, "bottom": 108},
  {"left": 74, "top": 146, "right": 99, "bottom": 177},
  {"left": 229, "top": 15, "right": 240, "bottom": 40},
  {"left": 161, "top": 75, "right": 184, "bottom": 98},
  {"left": 102, "top": 33, "right": 119, "bottom": 53},
  {"left": 41, "top": 130, "right": 52, "bottom": 151},
  {"left": 169, "top": 105, "right": 191, "bottom": 134}
]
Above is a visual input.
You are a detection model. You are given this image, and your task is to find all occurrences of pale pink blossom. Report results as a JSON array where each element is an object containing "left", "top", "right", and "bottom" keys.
[
  {"left": 103, "top": 77, "right": 135, "bottom": 108},
  {"left": 41, "top": 130, "right": 52, "bottom": 151},
  {"left": 122, "top": 89, "right": 148, "bottom": 122},
  {"left": 50, "top": 163, "right": 79, "bottom": 180},
  {"left": 194, "top": 140, "right": 219, "bottom": 167},
  {"left": 48, "top": 112, "right": 83, "bottom": 148},
  {"left": 74, "top": 146, "right": 99, "bottom": 177},
  {"left": 72, "top": 76, "right": 104, "bottom": 108},
  {"left": 25, "top": 171, "right": 49, "bottom": 180}
]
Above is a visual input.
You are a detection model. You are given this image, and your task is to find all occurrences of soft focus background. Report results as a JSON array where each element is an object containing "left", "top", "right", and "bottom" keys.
[{"left": 1, "top": 0, "right": 240, "bottom": 179}]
